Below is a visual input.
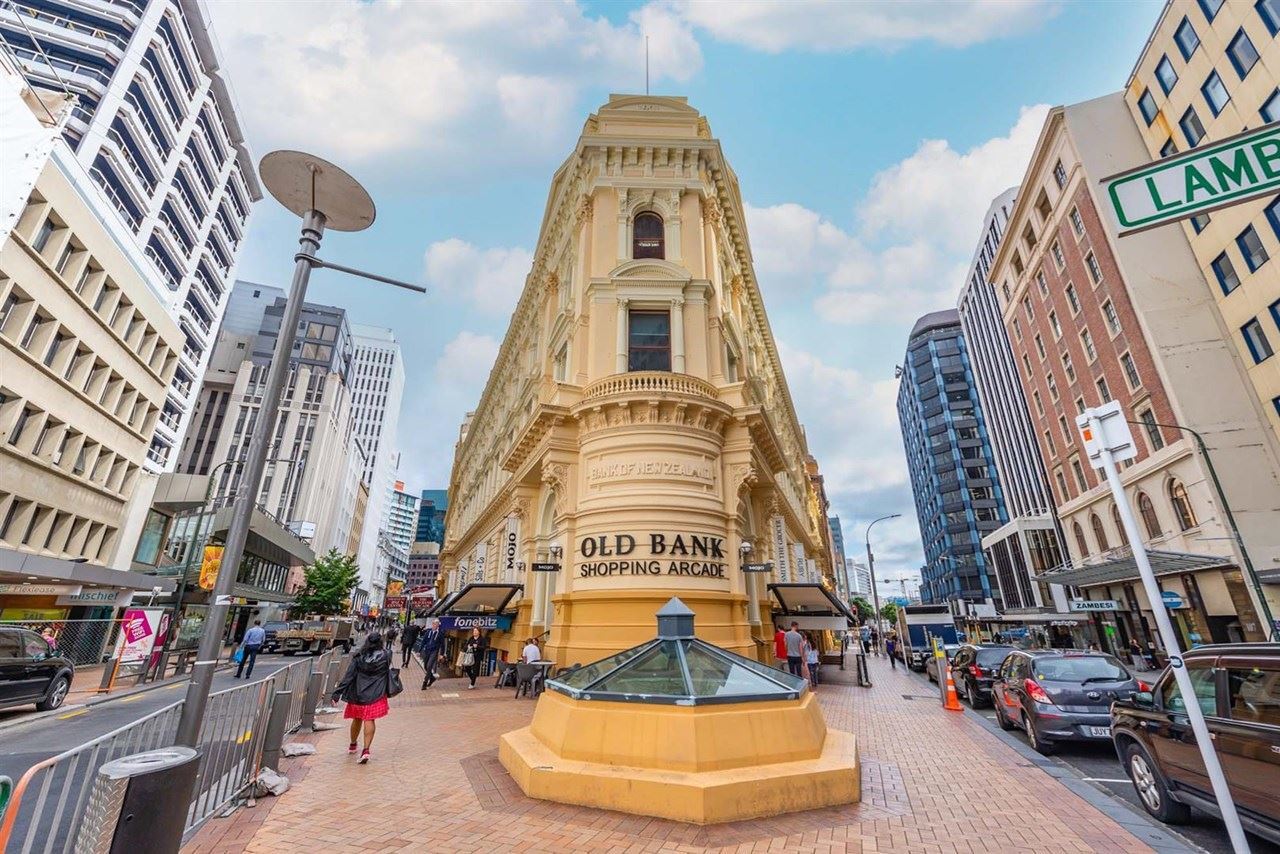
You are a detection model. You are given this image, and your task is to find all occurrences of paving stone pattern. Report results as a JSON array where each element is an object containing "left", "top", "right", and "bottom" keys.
[{"left": 185, "top": 655, "right": 1160, "bottom": 853}]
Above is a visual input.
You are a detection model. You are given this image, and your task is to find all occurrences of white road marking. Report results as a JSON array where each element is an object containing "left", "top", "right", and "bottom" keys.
[{"left": 1082, "top": 777, "right": 1130, "bottom": 783}]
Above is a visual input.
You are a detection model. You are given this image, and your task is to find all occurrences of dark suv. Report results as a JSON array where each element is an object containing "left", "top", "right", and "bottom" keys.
[
  {"left": 992, "top": 649, "right": 1145, "bottom": 755},
  {"left": 1110, "top": 643, "right": 1279, "bottom": 843},
  {"left": 950, "top": 644, "right": 1015, "bottom": 708},
  {"left": 0, "top": 627, "right": 75, "bottom": 712}
]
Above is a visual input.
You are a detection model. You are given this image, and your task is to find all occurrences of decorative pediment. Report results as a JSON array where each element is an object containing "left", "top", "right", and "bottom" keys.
[{"left": 609, "top": 258, "right": 691, "bottom": 282}]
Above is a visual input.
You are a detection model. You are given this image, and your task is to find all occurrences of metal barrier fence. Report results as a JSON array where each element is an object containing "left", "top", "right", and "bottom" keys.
[
  {"left": 0, "top": 654, "right": 333, "bottom": 852},
  {"left": 0, "top": 619, "right": 120, "bottom": 666}
]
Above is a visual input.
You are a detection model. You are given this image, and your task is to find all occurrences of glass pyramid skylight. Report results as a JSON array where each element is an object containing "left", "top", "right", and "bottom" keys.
[{"left": 546, "top": 598, "right": 808, "bottom": 706}]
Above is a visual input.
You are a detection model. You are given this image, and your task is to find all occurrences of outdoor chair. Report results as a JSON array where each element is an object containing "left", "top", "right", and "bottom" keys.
[
  {"left": 493, "top": 660, "right": 516, "bottom": 688},
  {"left": 515, "top": 662, "right": 540, "bottom": 698}
]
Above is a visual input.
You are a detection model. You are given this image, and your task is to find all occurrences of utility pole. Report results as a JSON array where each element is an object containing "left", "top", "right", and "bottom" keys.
[{"left": 175, "top": 152, "right": 424, "bottom": 748}]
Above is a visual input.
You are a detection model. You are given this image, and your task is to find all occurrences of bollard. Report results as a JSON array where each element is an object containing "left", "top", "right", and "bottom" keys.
[
  {"left": 98, "top": 658, "right": 119, "bottom": 694},
  {"left": 299, "top": 671, "right": 324, "bottom": 732},
  {"left": 260, "top": 690, "right": 293, "bottom": 772},
  {"left": 74, "top": 747, "right": 199, "bottom": 853}
]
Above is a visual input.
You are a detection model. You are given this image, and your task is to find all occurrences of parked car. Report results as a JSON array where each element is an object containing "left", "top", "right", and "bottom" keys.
[
  {"left": 991, "top": 649, "right": 1146, "bottom": 755},
  {"left": 261, "top": 621, "right": 292, "bottom": 652},
  {"left": 0, "top": 627, "right": 75, "bottom": 712},
  {"left": 924, "top": 644, "right": 961, "bottom": 683},
  {"left": 1110, "top": 643, "right": 1280, "bottom": 843},
  {"left": 949, "top": 644, "right": 1015, "bottom": 708}
]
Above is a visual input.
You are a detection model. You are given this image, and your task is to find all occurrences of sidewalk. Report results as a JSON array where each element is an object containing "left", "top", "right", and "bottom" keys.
[{"left": 185, "top": 654, "right": 1186, "bottom": 853}]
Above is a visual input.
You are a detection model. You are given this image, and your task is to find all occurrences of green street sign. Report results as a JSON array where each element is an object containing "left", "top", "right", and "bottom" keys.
[{"left": 1102, "top": 122, "right": 1280, "bottom": 235}]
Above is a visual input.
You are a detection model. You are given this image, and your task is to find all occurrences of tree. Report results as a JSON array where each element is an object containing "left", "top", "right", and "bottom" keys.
[
  {"left": 879, "top": 602, "right": 899, "bottom": 625},
  {"left": 850, "top": 597, "right": 874, "bottom": 621},
  {"left": 292, "top": 549, "right": 360, "bottom": 616}
]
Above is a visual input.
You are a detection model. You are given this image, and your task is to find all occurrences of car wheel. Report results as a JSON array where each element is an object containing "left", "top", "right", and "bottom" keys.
[
  {"left": 993, "top": 696, "right": 1017, "bottom": 731},
  {"left": 36, "top": 675, "right": 70, "bottom": 711},
  {"left": 1124, "top": 742, "right": 1190, "bottom": 824},
  {"left": 927, "top": 667, "right": 936, "bottom": 683},
  {"left": 1024, "top": 713, "right": 1055, "bottom": 755},
  {"left": 968, "top": 679, "right": 989, "bottom": 709}
]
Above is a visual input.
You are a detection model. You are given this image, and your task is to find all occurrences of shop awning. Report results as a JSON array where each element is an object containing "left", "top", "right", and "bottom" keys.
[
  {"left": 427, "top": 583, "right": 523, "bottom": 616},
  {"left": 0, "top": 547, "right": 177, "bottom": 592},
  {"left": 768, "top": 583, "right": 857, "bottom": 628},
  {"left": 1258, "top": 567, "right": 1280, "bottom": 585},
  {"left": 1038, "top": 548, "right": 1233, "bottom": 589}
]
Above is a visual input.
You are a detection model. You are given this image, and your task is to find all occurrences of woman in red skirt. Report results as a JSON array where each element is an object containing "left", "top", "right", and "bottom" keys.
[{"left": 332, "top": 631, "right": 392, "bottom": 763}]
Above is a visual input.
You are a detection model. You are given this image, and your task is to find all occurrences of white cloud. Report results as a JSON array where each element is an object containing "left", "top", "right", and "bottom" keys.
[
  {"left": 671, "top": 0, "right": 1059, "bottom": 52},
  {"left": 433, "top": 331, "right": 501, "bottom": 390},
  {"left": 423, "top": 238, "right": 534, "bottom": 314},
  {"left": 746, "top": 104, "right": 1048, "bottom": 324},
  {"left": 208, "top": 0, "right": 702, "bottom": 164}
]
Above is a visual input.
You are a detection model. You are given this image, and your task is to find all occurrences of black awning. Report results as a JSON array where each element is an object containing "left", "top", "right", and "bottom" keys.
[
  {"left": 767, "top": 583, "right": 857, "bottom": 625},
  {"left": 1038, "top": 548, "right": 1233, "bottom": 588},
  {"left": 429, "top": 583, "right": 523, "bottom": 616}
]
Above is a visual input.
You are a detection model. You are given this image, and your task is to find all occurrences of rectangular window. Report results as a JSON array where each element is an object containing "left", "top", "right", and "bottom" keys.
[
  {"left": 1198, "top": 0, "right": 1224, "bottom": 19},
  {"left": 1260, "top": 0, "right": 1280, "bottom": 34},
  {"left": 31, "top": 217, "right": 54, "bottom": 253},
  {"left": 1053, "top": 160, "right": 1067, "bottom": 189},
  {"left": 627, "top": 310, "right": 671, "bottom": 371},
  {"left": 1139, "top": 408, "right": 1165, "bottom": 452},
  {"left": 1138, "top": 88, "right": 1159, "bottom": 125},
  {"left": 1096, "top": 376, "right": 1112, "bottom": 403},
  {"left": 1225, "top": 666, "right": 1280, "bottom": 726},
  {"left": 1175, "top": 17, "right": 1200, "bottom": 59},
  {"left": 1047, "top": 373, "right": 1059, "bottom": 400},
  {"left": 1228, "top": 29, "right": 1260, "bottom": 78},
  {"left": 1080, "top": 328, "right": 1097, "bottom": 362},
  {"left": 1212, "top": 251, "right": 1242, "bottom": 294},
  {"left": 1069, "top": 206, "right": 1084, "bottom": 237},
  {"left": 1161, "top": 138, "right": 1178, "bottom": 158},
  {"left": 1036, "top": 269, "right": 1048, "bottom": 295},
  {"left": 1071, "top": 458, "right": 1088, "bottom": 491},
  {"left": 1062, "top": 351, "right": 1076, "bottom": 382},
  {"left": 1044, "top": 429, "right": 1056, "bottom": 455},
  {"left": 1085, "top": 252, "right": 1103, "bottom": 284},
  {"left": 9, "top": 406, "right": 33, "bottom": 446},
  {"left": 1263, "top": 89, "right": 1280, "bottom": 123},
  {"left": 1049, "top": 310, "right": 1062, "bottom": 339},
  {"left": 1022, "top": 353, "right": 1033, "bottom": 376},
  {"left": 1181, "top": 106, "right": 1207, "bottom": 146},
  {"left": 1065, "top": 283, "right": 1081, "bottom": 314},
  {"left": 1023, "top": 297, "right": 1034, "bottom": 320},
  {"left": 1121, "top": 352, "right": 1141, "bottom": 389},
  {"left": 1191, "top": 213, "right": 1210, "bottom": 233},
  {"left": 1033, "top": 390, "right": 1045, "bottom": 416},
  {"left": 1055, "top": 470, "right": 1069, "bottom": 500},
  {"left": 1102, "top": 300, "right": 1121, "bottom": 335},
  {"left": 1050, "top": 240, "right": 1065, "bottom": 269},
  {"left": 43, "top": 331, "right": 64, "bottom": 367},
  {"left": 1202, "top": 70, "right": 1230, "bottom": 116},
  {"left": 1242, "top": 317, "right": 1275, "bottom": 362},
  {"left": 1155, "top": 56, "right": 1178, "bottom": 94},
  {"left": 1059, "top": 414, "right": 1072, "bottom": 445},
  {"left": 1034, "top": 334, "right": 1047, "bottom": 360},
  {"left": 1237, "top": 225, "right": 1269, "bottom": 272},
  {"left": 1012, "top": 317, "right": 1022, "bottom": 340}
]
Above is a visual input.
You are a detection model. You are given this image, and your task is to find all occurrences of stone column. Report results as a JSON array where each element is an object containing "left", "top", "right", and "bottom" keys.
[
  {"left": 616, "top": 298, "right": 629, "bottom": 373},
  {"left": 671, "top": 297, "right": 685, "bottom": 373}
]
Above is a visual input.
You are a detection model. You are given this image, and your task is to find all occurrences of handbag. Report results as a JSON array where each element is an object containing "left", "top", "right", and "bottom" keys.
[
  {"left": 233, "top": 646, "right": 244, "bottom": 663},
  {"left": 386, "top": 667, "right": 403, "bottom": 698},
  {"left": 461, "top": 651, "right": 476, "bottom": 667}
]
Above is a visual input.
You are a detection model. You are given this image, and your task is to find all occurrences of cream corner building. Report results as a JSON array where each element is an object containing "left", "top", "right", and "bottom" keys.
[{"left": 440, "top": 95, "right": 843, "bottom": 666}]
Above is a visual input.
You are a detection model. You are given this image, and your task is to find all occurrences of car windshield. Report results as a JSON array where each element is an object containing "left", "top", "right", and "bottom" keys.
[
  {"left": 976, "top": 647, "right": 1014, "bottom": 666},
  {"left": 1034, "top": 655, "right": 1130, "bottom": 683},
  {"left": 264, "top": 622, "right": 289, "bottom": 630}
]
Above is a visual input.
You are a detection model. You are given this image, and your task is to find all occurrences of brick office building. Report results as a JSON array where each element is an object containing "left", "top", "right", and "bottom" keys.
[{"left": 988, "top": 94, "right": 1280, "bottom": 653}]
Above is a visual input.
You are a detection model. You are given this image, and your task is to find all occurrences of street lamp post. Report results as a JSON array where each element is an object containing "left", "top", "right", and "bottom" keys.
[
  {"left": 174, "top": 152, "right": 425, "bottom": 748},
  {"left": 865, "top": 514, "right": 901, "bottom": 654},
  {"left": 1127, "top": 419, "right": 1274, "bottom": 642}
]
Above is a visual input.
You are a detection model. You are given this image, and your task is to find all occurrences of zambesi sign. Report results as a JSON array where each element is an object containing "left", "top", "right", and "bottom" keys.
[{"left": 578, "top": 532, "right": 728, "bottom": 579}]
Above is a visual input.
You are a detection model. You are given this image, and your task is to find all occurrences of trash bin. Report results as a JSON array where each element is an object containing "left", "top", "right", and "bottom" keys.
[{"left": 74, "top": 747, "right": 200, "bottom": 853}]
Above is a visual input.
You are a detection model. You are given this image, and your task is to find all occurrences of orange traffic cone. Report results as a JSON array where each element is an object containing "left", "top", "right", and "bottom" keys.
[{"left": 943, "top": 664, "right": 963, "bottom": 711}]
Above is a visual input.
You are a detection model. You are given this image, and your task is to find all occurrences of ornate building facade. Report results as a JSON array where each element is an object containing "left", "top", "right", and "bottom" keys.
[{"left": 439, "top": 95, "right": 842, "bottom": 665}]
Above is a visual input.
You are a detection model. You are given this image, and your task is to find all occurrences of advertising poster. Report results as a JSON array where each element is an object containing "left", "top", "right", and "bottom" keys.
[
  {"left": 199, "top": 545, "right": 224, "bottom": 591},
  {"left": 113, "top": 608, "right": 166, "bottom": 664}
]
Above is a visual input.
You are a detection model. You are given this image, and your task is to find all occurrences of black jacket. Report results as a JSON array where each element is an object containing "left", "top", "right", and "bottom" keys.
[
  {"left": 416, "top": 627, "right": 444, "bottom": 654},
  {"left": 401, "top": 624, "right": 421, "bottom": 648},
  {"left": 333, "top": 647, "right": 392, "bottom": 705},
  {"left": 462, "top": 635, "right": 487, "bottom": 666}
]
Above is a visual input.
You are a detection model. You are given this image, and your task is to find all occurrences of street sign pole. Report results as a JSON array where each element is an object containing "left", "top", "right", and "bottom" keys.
[{"left": 1079, "top": 404, "right": 1249, "bottom": 854}]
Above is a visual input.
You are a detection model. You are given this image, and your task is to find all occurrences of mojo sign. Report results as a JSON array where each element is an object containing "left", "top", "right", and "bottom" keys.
[{"left": 578, "top": 532, "right": 728, "bottom": 579}]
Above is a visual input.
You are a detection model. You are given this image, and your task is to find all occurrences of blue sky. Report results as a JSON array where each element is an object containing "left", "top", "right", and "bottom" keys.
[{"left": 208, "top": 0, "right": 1161, "bottom": 584}]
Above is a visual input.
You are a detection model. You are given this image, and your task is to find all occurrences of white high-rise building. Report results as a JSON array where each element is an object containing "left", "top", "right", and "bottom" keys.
[
  {"left": 349, "top": 325, "right": 404, "bottom": 601},
  {"left": 1, "top": 0, "right": 262, "bottom": 468},
  {"left": 844, "top": 559, "right": 872, "bottom": 598}
]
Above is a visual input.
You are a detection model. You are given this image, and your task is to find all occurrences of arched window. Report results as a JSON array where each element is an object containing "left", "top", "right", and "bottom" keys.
[
  {"left": 1169, "top": 479, "right": 1198, "bottom": 530},
  {"left": 1138, "top": 492, "right": 1161, "bottom": 539},
  {"left": 632, "top": 212, "right": 664, "bottom": 259},
  {"left": 1090, "top": 513, "right": 1109, "bottom": 551},
  {"left": 1073, "top": 521, "right": 1089, "bottom": 558},
  {"left": 1111, "top": 504, "right": 1123, "bottom": 540}
]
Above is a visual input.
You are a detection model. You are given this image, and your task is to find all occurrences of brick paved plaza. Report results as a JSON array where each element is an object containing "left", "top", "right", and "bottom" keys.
[{"left": 185, "top": 655, "right": 1162, "bottom": 853}]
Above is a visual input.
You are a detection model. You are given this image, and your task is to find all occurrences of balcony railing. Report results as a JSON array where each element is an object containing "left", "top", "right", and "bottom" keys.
[
  {"left": 582, "top": 371, "right": 719, "bottom": 404},
  {"left": 5, "top": 3, "right": 130, "bottom": 51}
]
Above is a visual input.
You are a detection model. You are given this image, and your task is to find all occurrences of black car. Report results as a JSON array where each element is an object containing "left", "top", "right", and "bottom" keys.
[
  {"left": 991, "top": 649, "right": 1145, "bottom": 755},
  {"left": 1110, "top": 643, "right": 1280, "bottom": 843},
  {"left": 0, "top": 627, "right": 75, "bottom": 712},
  {"left": 262, "top": 621, "right": 291, "bottom": 652},
  {"left": 950, "top": 644, "right": 1015, "bottom": 708}
]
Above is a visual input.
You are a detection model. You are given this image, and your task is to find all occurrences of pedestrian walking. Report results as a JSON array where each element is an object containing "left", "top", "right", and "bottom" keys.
[
  {"left": 235, "top": 620, "right": 265, "bottom": 679},
  {"left": 385, "top": 624, "right": 398, "bottom": 653},
  {"left": 417, "top": 618, "right": 444, "bottom": 689},
  {"left": 332, "top": 631, "right": 393, "bottom": 764},
  {"left": 805, "top": 633, "right": 820, "bottom": 687},
  {"left": 460, "top": 627, "right": 487, "bottom": 689},
  {"left": 859, "top": 623, "right": 871, "bottom": 655},
  {"left": 885, "top": 631, "right": 898, "bottom": 669},
  {"left": 783, "top": 621, "right": 804, "bottom": 678},
  {"left": 400, "top": 621, "right": 421, "bottom": 668},
  {"left": 773, "top": 624, "right": 788, "bottom": 670},
  {"left": 870, "top": 626, "right": 880, "bottom": 656}
]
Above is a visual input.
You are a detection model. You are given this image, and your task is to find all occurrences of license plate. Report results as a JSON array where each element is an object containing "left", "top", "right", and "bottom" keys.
[{"left": 1086, "top": 726, "right": 1111, "bottom": 738}]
